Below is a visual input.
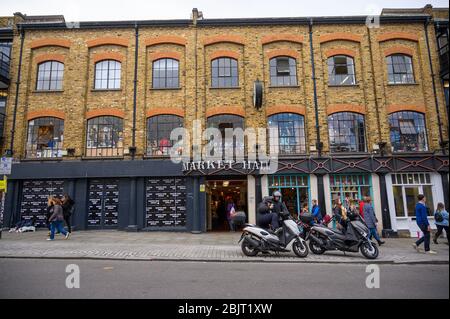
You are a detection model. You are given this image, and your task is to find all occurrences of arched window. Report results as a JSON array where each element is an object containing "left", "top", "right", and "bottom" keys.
[
  {"left": 147, "top": 115, "right": 184, "bottom": 156},
  {"left": 389, "top": 111, "right": 428, "bottom": 152},
  {"left": 270, "top": 57, "right": 297, "bottom": 86},
  {"left": 26, "top": 117, "right": 64, "bottom": 158},
  {"left": 211, "top": 58, "right": 238, "bottom": 88},
  {"left": 327, "top": 55, "right": 356, "bottom": 86},
  {"left": 152, "top": 58, "right": 180, "bottom": 89},
  {"left": 386, "top": 54, "right": 415, "bottom": 84},
  {"left": 94, "top": 60, "right": 121, "bottom": 89},
  {"left": 328, "top": 112, "right": 366, "bottom": 153},
  {"left": 36, "top": 61, "right": 64, "bottom": 91},
  {"left": 86, "top": 116, "right": 124, "bottom": 157},
  {"left": 207, "top": 114, "right": 244, "bottom": 158},
  {"left": 268, "top": 113, "right": 306, "bottom": 155}
]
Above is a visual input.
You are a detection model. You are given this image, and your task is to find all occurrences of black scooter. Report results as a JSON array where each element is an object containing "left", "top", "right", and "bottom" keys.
[{"left": 305, "top": 214, "right": 379, "bottom": 259}]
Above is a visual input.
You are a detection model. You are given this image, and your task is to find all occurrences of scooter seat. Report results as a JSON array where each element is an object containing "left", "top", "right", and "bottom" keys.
[{"left": 244, "top": 223, "right": 257, "bottom": 227}]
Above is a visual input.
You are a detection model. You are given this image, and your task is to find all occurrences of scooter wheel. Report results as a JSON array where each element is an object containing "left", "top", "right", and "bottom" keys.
[
  {"left": 241, "top": 238, "right": 259, "bottom": 257},
  {"left": 293, "top": 238, "right": 309, "bottom": 258},
  {"left": 360, "top": 241, "right": 379, "bottom": 260},
  {"left": 309, "top": 241, "right": 326, "bottom": 255}
]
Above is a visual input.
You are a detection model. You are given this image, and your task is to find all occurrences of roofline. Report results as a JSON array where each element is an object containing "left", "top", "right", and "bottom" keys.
[{"left": 17, "top": 14, "right": 430, "bottom": 30}]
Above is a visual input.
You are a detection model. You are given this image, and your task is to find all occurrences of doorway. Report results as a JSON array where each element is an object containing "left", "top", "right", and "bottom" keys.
[{"left": 206, "top": 179, "right": 248, "bottom": 231}]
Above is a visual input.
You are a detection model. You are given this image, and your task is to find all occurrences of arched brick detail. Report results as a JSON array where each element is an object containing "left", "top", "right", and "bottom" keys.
[
  {"left": 327, "top": 104, "right": 366, "bottom": 115},
  {"left": 149, "top": 51, "right": 182, "bottom": 61},
  {"left": 203, "top": 35, "right": 245, "bottom": 46},
  {"left": 30, "top": 38, "right": 71, "bottom": 49},
  {"left": 266, "top": 49, "right": 299, "bottom": 60},
  {"left": 206, "top": 106, "right": 245, "bottom": 118},
  {"left": 27, "top": 109, "right": 65, "bottom": 120},
  {"left": 86, "top": 109, "right": 125, "bottom": 119},
  {"left": 324, "top": 48, "right": 357, "bottom": 58},
  {"left": 87, "top": 37, "right": 129, "bottom": 48},
  {"left": 386, "top": 104, "right": 426, "bottom": 114},
  {"left": 319, "top": 33, "right": 363, "bottom": 44},
  {"left": 92, "top": 52, "right": 124, "bottom": 63},
  {"left": 266, "top": 105, "right": 306, "bottom": 117},
  {"left": 210, "top": 50, "right": 240, "bottom": 60},
  {"left": 261, "top": 34, "right": 304, "bottom": 45},
  {"left": 146, "top": 108, "right": 184, "bottom": 118},
  {"left": 144, "top": 36, "right": 187, "bottom": 47},
  {"left": 384, "top": 46, "right": 414, "bottom": 57},
  {"left": 377, "top": 32, "right": 419, "bottom": 43},
  {"left": 34, "top": 53, "right": 65, "bottom": 64}
]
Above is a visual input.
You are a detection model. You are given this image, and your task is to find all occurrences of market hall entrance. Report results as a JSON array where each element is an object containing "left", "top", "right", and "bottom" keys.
[{"left": 206, "top": 179, "right": 248, "bottom": 232}]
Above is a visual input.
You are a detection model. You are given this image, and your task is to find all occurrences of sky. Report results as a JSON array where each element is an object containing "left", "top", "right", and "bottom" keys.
[{"left": 0, "top": 0, "right": 448, "bottom": 21}]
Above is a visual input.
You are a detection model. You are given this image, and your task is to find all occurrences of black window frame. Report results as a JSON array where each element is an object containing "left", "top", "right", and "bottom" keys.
[
  {"left": 328, "top": 112, "right": 367, "bottom": 153},
  {"left": 94, "top": 59, "right": 121, "bottom": 90},
  {"left": 388, "top": 111, "right": 428, "bottom": 153},
  {"left": 206, "top": 114, "right": 245, "bottom": 159},
  {"left": 36, "top": 60, "right": 65, "bottom": 91},
  {"left": 146, "top": 114, "right": 184, "bottom": 157},
  {"left": 269, "top": 56, "right": 298, "bottom": 87},
  {"left": 86, "top": 116, "right": 124, "bottom": 157},
  {"left": 327, "top": 55, "right": 356, "bottom": 86},
  {"left": 268, "top": 113, "right": 307, "bottom": 155},
  {"left": 386, "top": 54, "right": 415, "bottom": 84},
  {"left": 25, "top": 116, "right": 65, "bottom": 158},
  {"left": 211, "top": 57, "right": 239, "bottom": 88},
  {"left": 152, "top": 58, "right": 180, "bottom": 89}
]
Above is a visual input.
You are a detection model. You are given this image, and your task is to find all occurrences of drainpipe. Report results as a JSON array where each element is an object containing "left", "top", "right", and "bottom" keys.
[
  {"left": 9, "top": 26, "right": 25, "bottom": 157},
  {"left": 424, "top": 18, "right": 446, "bottom": 154},
  {"left": 308, "top": 19, "right": 322, "bottom": 157},
  {"left": 131, "top": 22, "right": 139, "bottom": 160}
]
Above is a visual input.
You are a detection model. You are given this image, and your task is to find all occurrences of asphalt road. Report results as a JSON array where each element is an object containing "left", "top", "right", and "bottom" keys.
[{"left": 0, "top": 258, "right": 448, "bottom": 299}]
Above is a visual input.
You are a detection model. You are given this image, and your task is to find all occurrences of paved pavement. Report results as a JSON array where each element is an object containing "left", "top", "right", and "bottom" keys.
[
  {"left": 0, "top": 230, "right": 448, "bottom": 264},
  {"left": 0, "top": 259, "right": 448, "bottom": 299}
]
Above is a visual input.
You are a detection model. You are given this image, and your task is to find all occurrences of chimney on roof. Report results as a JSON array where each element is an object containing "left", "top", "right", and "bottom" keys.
[{"left": 191, "top": 8, "right": 204, "bottom": 25}]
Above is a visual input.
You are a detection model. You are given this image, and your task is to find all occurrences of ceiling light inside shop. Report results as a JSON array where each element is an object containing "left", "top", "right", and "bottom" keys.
[{"left": 223, "top": 181, "right": 229, "bottom": 187}]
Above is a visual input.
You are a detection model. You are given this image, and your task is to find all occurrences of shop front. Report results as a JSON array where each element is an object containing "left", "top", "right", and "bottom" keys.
[
  {"left": 267, "top": 174, "right": 310, "bottom": 218},
  {"left": 385, "top": 172, "right": 445, "bottom": 235}
]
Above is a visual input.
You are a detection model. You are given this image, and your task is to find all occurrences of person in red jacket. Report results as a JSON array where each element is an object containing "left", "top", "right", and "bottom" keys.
[{"left": 359, "top": 197, "right": 365, "bottom": 220}]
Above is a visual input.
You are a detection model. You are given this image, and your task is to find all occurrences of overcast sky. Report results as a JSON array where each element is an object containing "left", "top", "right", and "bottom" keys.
[{"left": 1, "top": 0, "right": 448, "bottom": 21}]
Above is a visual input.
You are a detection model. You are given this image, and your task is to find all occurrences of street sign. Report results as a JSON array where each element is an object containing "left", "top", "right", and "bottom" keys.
[
  {"left": 0, "top": 157, "right": 12, "bottom": 175},
  {"left": 0, "top": 176, "right": 6, "bottom": 192}
]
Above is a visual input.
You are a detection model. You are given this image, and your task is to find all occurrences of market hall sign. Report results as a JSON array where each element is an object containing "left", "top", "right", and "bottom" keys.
[{"left": 182, "top": 159, "right": 272, "bottom": 172}]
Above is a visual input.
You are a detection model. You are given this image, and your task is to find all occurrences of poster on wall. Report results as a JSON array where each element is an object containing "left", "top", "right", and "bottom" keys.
[
  {"left": 20, "top": 180, "right": 64, "bottom": 227},
  {"left": 146, "top": 178, "right": 186, "bottom": 228},
  {"left": 88, "top": 179, "right": 119, "bottom": 228}
]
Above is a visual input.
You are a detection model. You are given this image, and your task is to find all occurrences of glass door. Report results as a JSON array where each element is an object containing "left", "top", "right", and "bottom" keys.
[{"left": 404, "top": 186, "right": 420, "bottom": 217}]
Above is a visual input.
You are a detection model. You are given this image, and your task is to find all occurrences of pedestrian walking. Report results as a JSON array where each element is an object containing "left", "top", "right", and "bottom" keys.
[
  {"left": 412, "top": 194, "right": 436, "bottom": 254},
  {"left": 333, "top": 198, "right": 347, "bottom": 231},
  {"left": 62, "top": 194, "right": 75, "bottom": 233},
  {"left": 363, "top": 196, "right": 385, "bottom": 246},
  {"left": 433, "top": 202, "right": 449, "bottom": 245},
  {"left": 45, "top": 196, "right": 54, "bottom": 236},
  {"left": 226, "top": 197, "right": 236, "bottom": 232},
  {"left": 358, "top": 197, "right": 365, "bottom": 220},
  {"left": 311, "top": 199, "right": 322, "bottom": 223},
  {"left": 47, "top": 197, "right": 70, "bottom": 241}
]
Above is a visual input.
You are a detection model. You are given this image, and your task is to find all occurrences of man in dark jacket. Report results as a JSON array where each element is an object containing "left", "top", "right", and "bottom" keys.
[
  {"left": 413, "top": 194, "right": 436, "bottom": 254},
  {"left": 62, "top": 195, "right": 75, "bottom": 233},
  {"left": 257, "top": 196, "right": 280, "bottom": 231},
  {"left": 363, "top": 197, "right": 385, "bottom": 246}
]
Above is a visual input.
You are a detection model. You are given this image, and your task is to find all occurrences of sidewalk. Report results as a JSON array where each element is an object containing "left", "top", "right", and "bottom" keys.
[{"left": 0, "top": 230, "right": 448, "bottom": 264}]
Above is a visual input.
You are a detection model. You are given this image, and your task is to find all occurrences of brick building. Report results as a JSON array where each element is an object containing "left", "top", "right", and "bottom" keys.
[{"left": 0, "top": 6, "right": 448, "bottom": 236}]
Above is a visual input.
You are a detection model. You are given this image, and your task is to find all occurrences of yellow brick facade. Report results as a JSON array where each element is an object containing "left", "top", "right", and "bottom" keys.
[{"left": 2, "top": 16, "right": 449, "bottom": 159}]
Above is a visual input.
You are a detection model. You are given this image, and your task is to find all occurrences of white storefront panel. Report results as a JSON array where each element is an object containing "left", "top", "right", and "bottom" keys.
[{"left": 386, "top": 172, "right": 445, "bottom": 235}]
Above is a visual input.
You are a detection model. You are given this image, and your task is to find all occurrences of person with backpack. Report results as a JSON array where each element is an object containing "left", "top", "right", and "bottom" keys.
[
  {"left": 62, "top": 194, "right": 75, "bottom": 233},
  {"left": 413, "top": 194, "right": 436, "bottom": 254},
  {"left": 433, "top": 202, "right": 449, "bottom": 245}
]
